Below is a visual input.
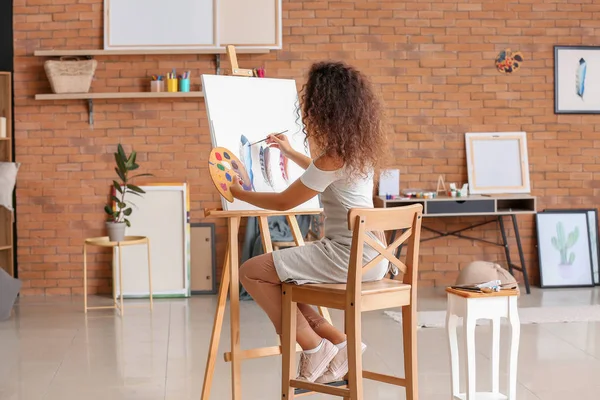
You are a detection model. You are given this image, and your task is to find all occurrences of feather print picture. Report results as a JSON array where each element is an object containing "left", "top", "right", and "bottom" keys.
[{"left": 576, "top": 57, "right": 587, "bottom": 100}]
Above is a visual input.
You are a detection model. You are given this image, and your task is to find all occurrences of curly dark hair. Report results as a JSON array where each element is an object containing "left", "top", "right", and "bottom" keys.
[{"left": 299, "top": 61, "right": 388, "bottom": 179}]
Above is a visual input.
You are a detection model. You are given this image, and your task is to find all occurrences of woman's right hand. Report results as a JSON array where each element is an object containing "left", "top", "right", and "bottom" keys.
[{"left": 266, "top": 134, "right": 293, "bottom": 157}]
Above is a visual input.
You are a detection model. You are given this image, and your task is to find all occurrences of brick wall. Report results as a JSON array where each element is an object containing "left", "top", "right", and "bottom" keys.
[{"left": 13, "top": 0, "right": 600, "bottom": 295}]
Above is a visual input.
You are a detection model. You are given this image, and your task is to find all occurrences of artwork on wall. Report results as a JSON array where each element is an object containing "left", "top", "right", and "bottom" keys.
[
  {"left": 554, "top": 45, "right": 600, "bottom": 114},
  {"left": 495, "top": 48, "right": 524, "bottom": 74},
  {"left": 536, "top": 210, "right": 595, "bottom": 288},
  {"left": 465, "top": 132, "right": 531, "bottom": 194},
  {"left": 543, "top": 209, "right": 600, "bottom": 285}
]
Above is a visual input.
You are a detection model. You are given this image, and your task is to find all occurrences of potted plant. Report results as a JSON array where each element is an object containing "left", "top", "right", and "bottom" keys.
[{"left": 104, "top": 144, "right": 152, "bottom": 242}]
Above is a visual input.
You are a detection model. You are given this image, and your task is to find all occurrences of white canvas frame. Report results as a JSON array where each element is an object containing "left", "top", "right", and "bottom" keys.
[
  {"left": 202, "top": 74, "right": 321, "bottom": 212},
  {"left": 104, "top": 0, "right": 282, "bottom": 50},
  {"left": 465, "top": 132, "right": 531, "bottom": 194},
  {"left": 537, "top": 211, "right": 595, "bottom": 288},
  {"left": 114, "top": 184, "right": 190, "bottom": 298}
]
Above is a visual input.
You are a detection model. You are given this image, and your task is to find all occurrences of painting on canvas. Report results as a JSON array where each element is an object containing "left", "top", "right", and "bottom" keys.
[
  {"left": 202, "top": 74, "right": 320, "bottom": 212},
  {"left": 555, "top": 45, "right": 600, "bottom": 114},
  {"left": 537, "top": 211, "right": 595, "bottom": 288}
]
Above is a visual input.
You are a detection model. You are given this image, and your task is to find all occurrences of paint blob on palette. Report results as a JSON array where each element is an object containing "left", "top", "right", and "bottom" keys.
[{"left": 208, "top": 147, "right": 252, "bottom": 202}]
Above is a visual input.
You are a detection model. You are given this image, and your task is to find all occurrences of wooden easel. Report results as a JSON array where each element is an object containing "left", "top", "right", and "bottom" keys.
[{"left": 200, "top": 46, "right": 331, "bottom": 400}]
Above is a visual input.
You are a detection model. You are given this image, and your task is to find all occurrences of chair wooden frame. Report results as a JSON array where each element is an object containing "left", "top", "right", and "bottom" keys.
[{"left": 281, "top": 204, "right": 423, "bottom": 399}]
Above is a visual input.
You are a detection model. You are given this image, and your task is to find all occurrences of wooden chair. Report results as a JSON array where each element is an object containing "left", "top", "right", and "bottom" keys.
[{"left": 281, "top": 204, "right": 423, "bottom": 399}]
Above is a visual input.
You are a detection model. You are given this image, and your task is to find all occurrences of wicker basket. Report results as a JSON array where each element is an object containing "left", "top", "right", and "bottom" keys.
[{"left": 44, "top": 58, "right": 97, "bottom": 94}]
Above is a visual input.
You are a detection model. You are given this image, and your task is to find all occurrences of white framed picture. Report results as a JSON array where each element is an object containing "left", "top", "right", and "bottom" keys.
[
  {"left": 536, "top": 211, "right": 595, "bottom": 288},
  {"left": 465, "top": 132, "right": 531, "bottom": 194},
  {"left": 555, "top": 45, "right": 600, "bottom": 114}
]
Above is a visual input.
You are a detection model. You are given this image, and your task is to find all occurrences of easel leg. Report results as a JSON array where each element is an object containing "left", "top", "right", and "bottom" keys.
[
  {"left": 201, "top": 244, "right": 232, "bottom": 400},
  {"left": 258, "top": 216, "right": 274, "bottom": 253},
  {"left": 229, "top": 217, "right": 242, "bottom": 400}
]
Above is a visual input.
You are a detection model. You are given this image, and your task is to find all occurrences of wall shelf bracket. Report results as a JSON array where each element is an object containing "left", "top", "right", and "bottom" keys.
[{"left": 87, "top": 99, "right": 94, "bottom": 127}]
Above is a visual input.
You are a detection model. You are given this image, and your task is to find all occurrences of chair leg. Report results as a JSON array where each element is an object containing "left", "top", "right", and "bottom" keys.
[
  {"left": 281, "top": 286, "right": 296, "bottom": 400},
  {"left": 402, "top": 303, "right": 418, "bottom": 400},
  {"left": 346, "top": 305, "right": 364, "bottom": 400}
]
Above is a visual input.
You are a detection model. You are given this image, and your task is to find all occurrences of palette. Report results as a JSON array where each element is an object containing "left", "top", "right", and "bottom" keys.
[{"left": 208, "top": 147, "right": 252, "bottom": 202}]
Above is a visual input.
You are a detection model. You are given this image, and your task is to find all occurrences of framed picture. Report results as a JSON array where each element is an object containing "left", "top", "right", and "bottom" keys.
[
  {"left": 544, "top": 209, "right": 600, "bottom": 285},
  {"left": 554, "top": 45, "right": 600, "bottom": 114},
  {"left": 465, "top": 132, "right": 531, "bottom": 194},
  {"left": 536, "top": 210, "right": 595, "bottom": 288}
]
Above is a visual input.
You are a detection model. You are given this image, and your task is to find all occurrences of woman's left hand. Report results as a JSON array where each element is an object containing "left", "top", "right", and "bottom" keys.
[{"left": 230, "top": 175, "right": 244, "bottom": 198}]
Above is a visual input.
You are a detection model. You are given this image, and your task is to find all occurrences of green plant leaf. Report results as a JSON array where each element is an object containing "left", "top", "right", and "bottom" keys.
[
  {"left": 118, "top": 202, "right": 126, "bottom": 209},
  {"left": 115, "top": 167, "right": 126, "bottom": 182},
  {"left": 104, "top": 205, "right": 114, "bottom": 215},
  {"left": 130, "top": 173, "right": 153, "bottom": 180},
  {"left": 115, "top": 151, "right": 127, "bottom": 175},
  {"left": 127, "top": 184, "right": 146, "bottom": 194},
  {"left": 123, "top": 208, "right": 132, "bottom": 216},
  {"left": 126, "top": 190, "right": 143, "bottom": 197},
  {"left": 130, "top": 163, "right": 140, "bottom": 171},
  {"left": 113, "top": 180, "right": 123, "bottom": 194},
  {"left": 117, "top": 144, "right": 127, "bottom": 161},
  {"left": 124, "top": 218, "right": 131, "bottom": 227},
  {"left": 126, "top": 151, "right": 137, "bottom": 169}
]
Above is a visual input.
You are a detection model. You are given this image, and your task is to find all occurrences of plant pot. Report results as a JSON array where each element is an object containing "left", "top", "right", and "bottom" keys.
[
  {"left": 558, "top": 263, "right": 573, "bottom": 280},
  {"left": 106, "top": 221, "right": 126, "bottom": 242}
]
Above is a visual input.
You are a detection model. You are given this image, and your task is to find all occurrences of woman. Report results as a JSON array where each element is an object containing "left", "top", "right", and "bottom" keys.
[{"left": 232, "top": 61, "right": 389, "bottom": 383}]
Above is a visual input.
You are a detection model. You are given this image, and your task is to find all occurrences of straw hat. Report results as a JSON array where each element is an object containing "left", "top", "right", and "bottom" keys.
[{"left": 456, "top": 261, "right": 519, "bottom": 295}]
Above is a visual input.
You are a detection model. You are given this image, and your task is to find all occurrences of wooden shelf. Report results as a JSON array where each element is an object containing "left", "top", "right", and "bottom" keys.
[
  {"left": 0, "top": 245, "right": 11, "bottom": 251},
  {"left": 35, "top": 91, "right": 205, "bottom": 101},
  {"left": 34, "top": 48, "right": 270, "bottom": 57}
]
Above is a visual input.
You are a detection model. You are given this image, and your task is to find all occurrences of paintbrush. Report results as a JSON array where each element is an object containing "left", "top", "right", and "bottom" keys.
[{"left": 249, "top": 130, "right": 288, "bottom": 146}]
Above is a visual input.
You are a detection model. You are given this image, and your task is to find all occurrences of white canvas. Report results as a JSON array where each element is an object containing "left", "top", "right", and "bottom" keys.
[
  {"left": 555, "top": 47, "right": 600, "bottom": 112},
  {"left": 378, "top": 169, "right": 400, "bottom": 197},
  {"left": 465, "top": 132, "right": 530, "bottom": 194},
  {"left": 202, "top": 74, "right": 321, "bottom": 212},
  {"left": 537, "top": 212, "right": 594, "bottom": 288},
  {"left": 114, "top": 185, "right": 190, "bottom": 298},
  {"left": 104, "top": 0, "right": 214, "bottom": 49}
]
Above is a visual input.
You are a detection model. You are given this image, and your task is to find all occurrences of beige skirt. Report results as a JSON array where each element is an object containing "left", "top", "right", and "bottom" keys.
[{"left": 272, "top": 235, "right": 389, "bottom": 285}]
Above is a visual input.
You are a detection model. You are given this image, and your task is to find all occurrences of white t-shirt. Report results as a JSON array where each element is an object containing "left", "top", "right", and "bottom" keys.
[{"left": 300, "top": 161, "right": 375, "bottom": 240}]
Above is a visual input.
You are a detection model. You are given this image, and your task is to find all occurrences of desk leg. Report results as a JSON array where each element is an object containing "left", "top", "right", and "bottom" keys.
[
  {"left": 499, "top": 216, "right": 531, "bottom": 295},
  {"left": 498, "top": 216, "right": 514, "bottom": 277},
  {"left": 512, "top": 215, "right": 531, "bottom": 295},
  {"left": 201, "top": 243, "right": 232, "bottom": 400},
  {"left": 229, "top": 217, "right": 242, "bottom": 400}
]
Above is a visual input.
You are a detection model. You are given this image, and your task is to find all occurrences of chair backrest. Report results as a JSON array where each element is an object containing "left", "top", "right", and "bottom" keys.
[{"left": 346, "top": 204, "right": 423, "bottom": 300}]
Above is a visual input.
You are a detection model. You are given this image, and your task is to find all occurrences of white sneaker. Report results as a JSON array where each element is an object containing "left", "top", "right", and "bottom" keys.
[
  {"left": 315, "top": 342, "right": 367, "bottom": 384},
  {"left": 297, "top": 339, "right": 339, "bottom": 382}
]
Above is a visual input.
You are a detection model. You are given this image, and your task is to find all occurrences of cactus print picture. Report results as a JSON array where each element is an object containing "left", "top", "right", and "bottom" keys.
[{"left": 536, "top": 211, "right": 595, "bottom": 288}]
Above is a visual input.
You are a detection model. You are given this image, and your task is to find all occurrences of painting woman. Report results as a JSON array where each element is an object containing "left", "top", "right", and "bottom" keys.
[{"left": 230, "top": 61, "right": 389, "bottom": 383}]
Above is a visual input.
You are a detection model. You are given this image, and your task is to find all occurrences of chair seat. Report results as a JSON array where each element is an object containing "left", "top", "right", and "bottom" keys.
[{"left": 286, "top": 279, "right": 412, "bottom": 312}]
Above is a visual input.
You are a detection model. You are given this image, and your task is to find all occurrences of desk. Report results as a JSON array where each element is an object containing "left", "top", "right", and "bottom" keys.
[{"left": 374, "top": 194, "right": 536, "bottom": 294}]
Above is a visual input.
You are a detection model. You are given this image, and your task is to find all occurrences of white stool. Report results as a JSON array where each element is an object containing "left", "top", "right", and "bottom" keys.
[{"left": 446, "top": 287, "right": 520, "bottom": 400}]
